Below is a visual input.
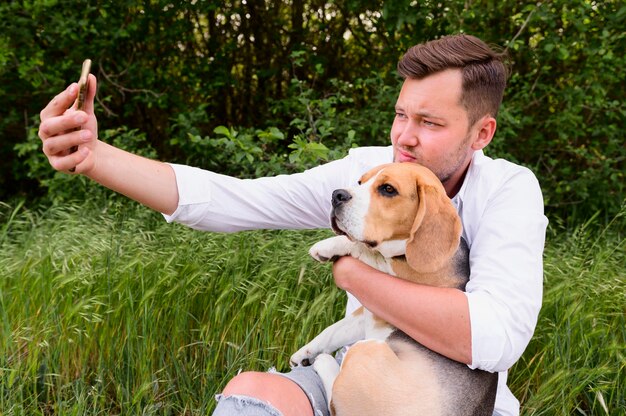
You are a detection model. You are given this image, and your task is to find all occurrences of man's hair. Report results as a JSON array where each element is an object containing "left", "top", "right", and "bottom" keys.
[{"left": 397, "top": 34, "right": 509, "bottom": 126}]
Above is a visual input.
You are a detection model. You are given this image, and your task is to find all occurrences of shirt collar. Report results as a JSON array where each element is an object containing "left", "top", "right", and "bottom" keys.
[{"left": 451, "top": 150, "right": 484, "bottom": 208}]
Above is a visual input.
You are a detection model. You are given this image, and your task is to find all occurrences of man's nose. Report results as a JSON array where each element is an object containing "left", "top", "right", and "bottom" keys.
[
  {"left": 395, "top": 121, "right": 419, "bottom": 147},
  {"left": 332, "top": 189, "right": 352, "bottom": 208}
]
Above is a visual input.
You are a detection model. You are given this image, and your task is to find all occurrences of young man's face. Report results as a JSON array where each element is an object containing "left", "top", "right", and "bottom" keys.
[{"left": 391, "top": 69, "right": 489, "bottom": 195}]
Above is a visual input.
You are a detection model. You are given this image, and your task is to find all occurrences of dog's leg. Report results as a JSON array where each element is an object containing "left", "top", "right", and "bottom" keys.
[
  {"left": 312, "top": 353, "right": 340, "bottom": 407},
  {"left": 310, "top": 236, "right": 396, "bottom": 275},
  {"left": 290, "top": 308, "right": 365, "bottom": 367},
  {"left": 309, "top": 235, "right": 356, "bottom": 262}
]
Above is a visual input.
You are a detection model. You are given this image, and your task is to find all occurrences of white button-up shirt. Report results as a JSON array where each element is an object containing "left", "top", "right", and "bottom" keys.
[{"left": 164, "top": 146, "right": 548, "bottom": 416}]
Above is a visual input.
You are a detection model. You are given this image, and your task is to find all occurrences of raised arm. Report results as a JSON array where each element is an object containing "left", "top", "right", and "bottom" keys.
[{"left": 38, "top": 75, "right": 179, "bottom": 214}]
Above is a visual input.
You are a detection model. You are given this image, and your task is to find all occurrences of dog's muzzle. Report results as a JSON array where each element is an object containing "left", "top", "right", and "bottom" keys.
[
  {"left": 332, "top": 189, "right": 352, "bottom": 208},
  {"left": 330, "top": 189, "right": 352, "bottom": 236}
]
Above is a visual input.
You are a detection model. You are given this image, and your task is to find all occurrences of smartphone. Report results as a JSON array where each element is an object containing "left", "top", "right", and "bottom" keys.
[
  {"left": 69, "top": 59, "right": 92, "bottom": 163},
  {"left": 75, "top": 59, "right": 92, "bottom": 111}
]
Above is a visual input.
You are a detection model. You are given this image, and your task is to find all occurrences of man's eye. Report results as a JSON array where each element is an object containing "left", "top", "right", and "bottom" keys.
[{"left": 378, "top": 184, "right": 398, "bottom": 197}]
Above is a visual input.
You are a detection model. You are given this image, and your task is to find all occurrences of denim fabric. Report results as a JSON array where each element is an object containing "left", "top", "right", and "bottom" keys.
[
  {"left": 213, "top": 348, "right": 347, "bottom": 416},
  {"left": 274, "top": 365, "right": 329, "bottom": 416},
  {"left": 212, "top": 364, "right": 331, "bottom": 416},
  {"left": 213, "top": 394, "right": 284, "bottom": 416}
]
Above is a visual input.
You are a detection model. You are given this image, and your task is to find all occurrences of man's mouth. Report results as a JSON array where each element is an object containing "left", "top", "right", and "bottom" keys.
[{"left": 396, "top": 148, "right": 417, "bottom": 163}]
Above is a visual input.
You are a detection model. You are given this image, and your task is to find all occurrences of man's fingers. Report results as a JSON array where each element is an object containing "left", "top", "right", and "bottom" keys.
[
  {"left": 39, "top": 111, "right": 88, "bottom": 141},
  {"left": 81, "top": 74, "right": 97, "bottom": 114},
  {"left": 39, "top": 73, "right": 98, "bottom": 175},
  {"left": 48, "top": 146, "right": 89, "bottom": 173},
  {"left": 40, "top": 83, "right": 78, "bottom": 121},
  {"left": 42, "top": 129, "right": 91, "bottom": 157}
]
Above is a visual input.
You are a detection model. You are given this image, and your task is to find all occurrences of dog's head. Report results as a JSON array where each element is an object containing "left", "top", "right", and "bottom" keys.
[{"left": 331, "top": 163, "right": 462, "bottom": 273}]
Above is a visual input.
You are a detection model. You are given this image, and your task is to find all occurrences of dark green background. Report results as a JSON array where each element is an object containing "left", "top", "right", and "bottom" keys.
[{"left": 1, "top": 0, "right": 624, "bottom": 223}]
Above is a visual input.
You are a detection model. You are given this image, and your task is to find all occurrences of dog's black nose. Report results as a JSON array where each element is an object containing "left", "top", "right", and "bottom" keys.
[{"left": 332, "top": 189, "right": 352, "bottom": 208}]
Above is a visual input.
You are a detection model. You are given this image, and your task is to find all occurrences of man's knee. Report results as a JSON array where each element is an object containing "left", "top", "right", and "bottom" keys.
[
  {"left": 222, "top": 371, "right": 271, "bottom": 395},
  {"left": 221, "top": 371, "right": 313, "bottom": 416}
]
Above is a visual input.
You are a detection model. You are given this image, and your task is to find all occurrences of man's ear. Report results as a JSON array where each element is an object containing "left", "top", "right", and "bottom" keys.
[
  {"left": 471, "top": 115, "right": 497, "bottom": 151},
  {"left": 405, "top": 184, "right": 462, "bottom": 274}
]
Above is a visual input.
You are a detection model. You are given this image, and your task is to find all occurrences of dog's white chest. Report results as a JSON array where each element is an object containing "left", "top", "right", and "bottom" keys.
[{"left": 363, "top": 308, "right": 395, "bottom": 340}]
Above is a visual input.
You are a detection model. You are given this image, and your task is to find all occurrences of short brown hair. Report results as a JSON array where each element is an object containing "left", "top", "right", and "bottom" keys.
[{"left": 397, "top": 34, "right": 509, "bottom": 126}]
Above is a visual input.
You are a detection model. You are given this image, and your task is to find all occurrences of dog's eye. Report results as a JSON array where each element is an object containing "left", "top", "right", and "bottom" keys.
[
  {"left": 378, "top": 184, "right": 398, "bottom": 197},
  {"left": 357, "top": 180, "right": 362, "bottom": 185}
]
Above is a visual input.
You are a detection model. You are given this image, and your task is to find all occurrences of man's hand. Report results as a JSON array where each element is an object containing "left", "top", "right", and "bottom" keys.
[
  {"left": 39, "top": 74, "right": 98, "bottom": 175},
  {"left": 331, "top": 255, "right": 363, "bottom": 291}
]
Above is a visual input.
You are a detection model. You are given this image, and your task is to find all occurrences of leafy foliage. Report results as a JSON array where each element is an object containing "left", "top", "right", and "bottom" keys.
[
  {"left": 492, "top": 1, "right": 626, "bottom": 220},
  {"left": 1, "top": 0, "right": 624, "bottom": 221}
]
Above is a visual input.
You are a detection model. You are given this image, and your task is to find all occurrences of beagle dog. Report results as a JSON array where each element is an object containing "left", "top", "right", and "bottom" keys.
[{"left": 290, "top": 163, "right": 498, "bottom": 416}]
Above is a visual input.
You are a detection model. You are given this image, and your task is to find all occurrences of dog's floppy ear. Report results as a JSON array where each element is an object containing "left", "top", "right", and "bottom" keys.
[{"left": 405, "top": 180, "right": 462, "bottom": 274}]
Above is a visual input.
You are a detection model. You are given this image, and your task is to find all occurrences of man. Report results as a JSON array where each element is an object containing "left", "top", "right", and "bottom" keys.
[{"left": 39, "top": 34, "right": 548, "bottom": 416}]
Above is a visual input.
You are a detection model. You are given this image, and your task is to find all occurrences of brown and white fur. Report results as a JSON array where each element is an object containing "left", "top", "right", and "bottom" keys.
[{"left": 290, "top": 163, "right": 497, "bottom": 416}]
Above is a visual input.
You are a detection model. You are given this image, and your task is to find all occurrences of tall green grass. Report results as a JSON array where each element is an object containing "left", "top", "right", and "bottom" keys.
[
  {"left": 509, "top": 210, "right": 625, "bottom": 415},
  {"left": 0, "top": 201, "right": 624, "bottom": 415}
]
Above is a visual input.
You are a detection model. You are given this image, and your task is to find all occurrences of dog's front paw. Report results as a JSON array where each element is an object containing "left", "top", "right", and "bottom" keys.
[
  {"left": 312, "top": 353, "right": 340, "bottom": 379},
  {"left": 309, "top": 236, "right": 354, "bottom": 263},
  {"left": 290, "top": 347, "right": 317, "bottom": 368}
]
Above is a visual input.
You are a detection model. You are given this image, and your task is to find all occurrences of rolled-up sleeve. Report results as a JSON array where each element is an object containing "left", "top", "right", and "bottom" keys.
[{"left": 464, "top": 169, "right": 548, "bottom": 373}]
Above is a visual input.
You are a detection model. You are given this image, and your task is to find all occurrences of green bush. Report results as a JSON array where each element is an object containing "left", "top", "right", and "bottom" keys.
[
  {"left": 14, "top": 125, "right": 158, "bottom": 205},
  {"left": 491, "top": 2, "right": 626, "bottom": 221},
  {"left": 1, "top": 0, "right": 624, "bottom": 222}
]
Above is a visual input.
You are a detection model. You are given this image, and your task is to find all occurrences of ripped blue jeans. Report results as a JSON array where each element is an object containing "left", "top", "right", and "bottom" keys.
[
  {"left": 213, "top": 393, "right": 284, "bottom": 416},
  {"left": 213, "top": 364, "right": 331, "bottom": 416}
]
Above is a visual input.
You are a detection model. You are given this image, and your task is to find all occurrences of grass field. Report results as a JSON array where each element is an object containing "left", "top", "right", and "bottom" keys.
[{"left": 0, "top": 200, "right": 624, "bottom": 415}]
